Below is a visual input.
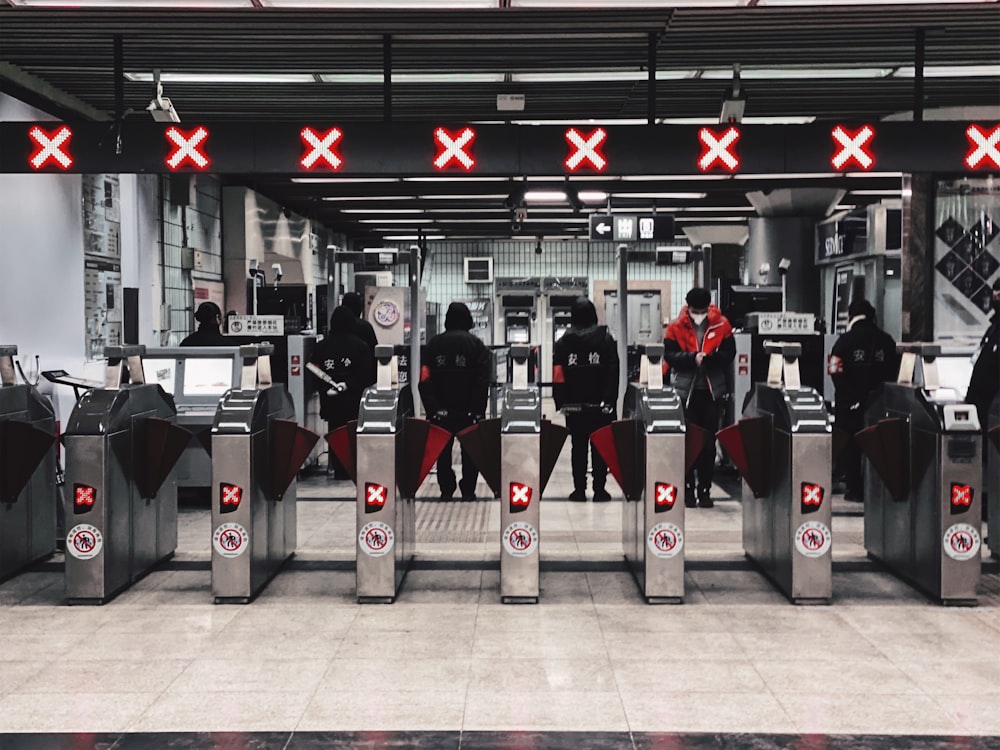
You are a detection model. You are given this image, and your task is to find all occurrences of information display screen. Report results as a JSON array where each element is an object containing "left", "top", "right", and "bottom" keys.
[
  {"left": 143, "top": 359, "right": 177, "bottom": 395},
  {"left": 183, "top": 358, "right": 233, "bottom": 396}
]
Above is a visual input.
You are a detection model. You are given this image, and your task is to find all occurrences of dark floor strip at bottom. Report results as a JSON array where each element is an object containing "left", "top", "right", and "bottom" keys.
[{"left": 1, "top": 731, "right": 998, "bottom": 750}]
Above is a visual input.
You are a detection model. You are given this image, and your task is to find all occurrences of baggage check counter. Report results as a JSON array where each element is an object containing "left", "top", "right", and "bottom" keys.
[
  {"left": 63, "top": 346, "right": 190, "bottom": 604},
  {"left": 0, "top": 345, "right": 57, "bottom": 582},
  {"left": 326, "top": 346, "right": 451, "bottom": 603},
  {"left": 210, "top": 344, "right": 319, "bottom": 604},
  {"left": 857, "top": 343, "right": 983, "bottom": 604},
  {"left": 459, "top": 345, "right": 567, "bottom": 603},
  {"left": 719, "top": 342, "right": 833, "bottom": 605},
  {"left": 591, "top": 346, "right": 707, "bottom": 604}
]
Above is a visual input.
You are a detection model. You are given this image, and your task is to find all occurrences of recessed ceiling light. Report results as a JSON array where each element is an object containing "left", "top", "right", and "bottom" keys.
[
  {"left": 523, "top": 190, "right": 568, "bottom": 202},
  {"left": 125, "top": 72, "right": 314, "bottom": 83}
]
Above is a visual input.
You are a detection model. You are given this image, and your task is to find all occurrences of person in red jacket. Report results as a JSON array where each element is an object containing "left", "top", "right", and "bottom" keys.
[{"left": 664, "top": 287, "right": 736, "bottom": 508}]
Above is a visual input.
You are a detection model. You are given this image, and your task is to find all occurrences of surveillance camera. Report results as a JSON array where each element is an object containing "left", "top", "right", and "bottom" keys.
[
  {"left": 271, "top": 263, "right": 283, "bottom": 284},
  {"left": 514, "top": 206, "right": 528, "bottom": 223},
  {"left": 248, "top": 259, "right": 259, "bottom": 277},
  {"left": 147, "top": 94, "right": 180, "bottom": 123},
  {"left": 778, "top": 258, "right": 791, "bottom": 274},
  {"left": 758, "top": 262, "right": 771, "bottom": 278},
  {"left": 534, "top": 239, "right": 543, "bottom": 255},
  {"left": 512, "top": 220, "right": 523, "bottom": 233}
]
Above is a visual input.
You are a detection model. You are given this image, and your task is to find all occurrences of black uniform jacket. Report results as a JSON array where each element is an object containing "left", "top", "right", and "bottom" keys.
[
  {"left": 828, "top": 318, "right": 899, "bottom": 411},
  {"left": 552, "top": 325, "right": 619, "bottom": 411},
  {"left": 419, "top": 329, "right": 490, "bottom": 418}
]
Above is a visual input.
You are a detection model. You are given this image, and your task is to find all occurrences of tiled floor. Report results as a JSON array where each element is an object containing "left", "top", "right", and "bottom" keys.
[{"left": 0, "top": 452, "right": 998, "bottom": 747}]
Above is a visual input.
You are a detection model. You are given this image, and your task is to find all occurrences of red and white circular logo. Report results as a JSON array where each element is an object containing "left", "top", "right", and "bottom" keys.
[
  {"left": 213, "top": 523, "right": 249, "bottom": 558},
  {"left": 359, "top": 520, "right": 395, "bottom": 557},
  {"left": 66, "top": 524, "right": 103, "bottom": 560},
  {"left": 794, "top": 520, "right": 832, "bottom": 558},
  {"left": 502, "top": 521, "right": 538, "bottom": 558},
  {"left": 943, "top": 523, "right": 980, "bottom": 561},
  {"left": 647, "top": 522, "right": 684, "bottom": 559}
]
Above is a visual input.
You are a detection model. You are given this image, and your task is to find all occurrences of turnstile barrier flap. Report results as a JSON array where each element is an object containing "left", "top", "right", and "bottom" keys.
[
  {"left": 989, "top": 424, "right": 1000, "bottom": 454},
  {"left": 133, "top": 417, "right": 192, "bottom": 499},
  {"left": 396, "top": 418, "right": 453, "bottom": 498},
  {"left": 326, "top": 421, "right": 358, "bottom": 484},
  {"left": 0, "top": 419, "right": 55, "bottom": 504},
  {"left": 855, "top": 418, "right": 910, "bottom": 502},
  {"left": 269, "top": 418, "right": 320, "bottom": 501},
  {"left": 685, "top": 423, "right": 711, "bottom": 475},
  {"left": 539, "top": 419, "right": 568, "bottom": 494},
  {"left": 590, "top": 420, "right": 643, "bottom": 501},
  {"left": 195, "top": 426, "right": 213, "bottom": 457},
  {"left": 717, "top": 417, "right": 771, "bottom": 498},
  {"left": 456, "top": 418, "right": 502, "bottom": 497}
]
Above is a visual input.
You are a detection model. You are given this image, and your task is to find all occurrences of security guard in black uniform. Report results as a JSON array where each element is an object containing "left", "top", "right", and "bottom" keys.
[
  {"left": 828, "top": 298, "right": 899, "bottom": 502},
  {"left": 180, "top": 301, "right": 228, "bottom": 346},
  {"left": 966, "top": 278, "right": 1000, "bottom": 426},
  {"left": 553, "top": 297, "right": 619, "bottom": 502},
  {"left": 419, "top": 302, "right": 490, "bottom": 500}
]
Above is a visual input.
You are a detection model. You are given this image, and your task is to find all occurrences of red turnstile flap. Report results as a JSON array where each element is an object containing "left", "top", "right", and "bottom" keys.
[
  {"left": 988, "top": 424, "right": 1000, "bottom": 454},
  {"left": 684, "top": 423, "right": 712, "bottom": 475},
  {"left": 325, "top": 421, "right": 358, "bottom": 485},
  {"left": 456, "top": 419, "right": 501, "bottom": 498},
  {"left": 397, "top": 418, "right": 453, "bottom": 498},
  {"left": 717, "top": 416, "right": 771, "bottom": 498},
  {"left": 831, "top": 426, "right": 852, "bottom": 463},
  {"left": 269, "top": 418, "right": 320, "bottom": 501},
  {"left": 0, "top": 420, "right": 56, "bottom": 505},
  {"left": 540, "top": 419, "right": 569, "bottom": 495},
  {"left": 134, "top": 417, "right": 192, "bottom": 499},
  {"left": 854, "top": 418, "right": 910, "bottom": 502},
  {"left": 590, "top": 420, "right": 643, "bottom": 501},
  {"left": 195, "top": 426, "right": 213, "bottom": 457}
]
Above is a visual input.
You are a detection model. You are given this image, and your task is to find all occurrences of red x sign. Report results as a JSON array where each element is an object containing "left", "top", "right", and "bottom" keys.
[
  {"left": 28, "top": 125, "right": 74, "bottom": 170},
  {"left": 509, "top": 482, "right": 532, "bottom": 512},
  {"left": 565, "top": 127, "right": 607, "bottom": 172},
  {"left": 365, "top": 482, "right": 387, "bottom": 512},
  {"left": 698, "top": 127, "right": 740, "bottom": 172},
  {"left": 165, "top": 126, "right": 210, "bottom": 170},
  {"left": 220, "top": 483, "right": 242, "bottom": 513},
  {"left": 300, "top": 126, "right": 343, "bottom": 170},
  {"left": 74, "top": 483, "right": 95, "bottom": 508},
  {"left": 654, "top": 482, "right": 677, "bottom": 512},
  {"left": 950, "top": 483, "right": 973, "bottom": 509},
  {"left": 801, "top": 482, "right": 824, "bottom": 511},
  {"left": 965, "top": 124, "right": 1000, "bottom": 170},
  {"left": 433, "top": 126, "right": 476, "bottom": 171},
  {"left": 831, "top": 124, "right": 875, "bottom": 171}
]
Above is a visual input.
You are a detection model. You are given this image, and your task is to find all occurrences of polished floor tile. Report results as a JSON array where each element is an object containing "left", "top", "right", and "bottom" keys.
[{"left": 463, "top": 689, "right": 629, "bottom": 732}]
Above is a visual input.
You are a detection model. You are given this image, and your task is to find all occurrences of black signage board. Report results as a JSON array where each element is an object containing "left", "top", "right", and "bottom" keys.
[{"left": 590, "top": 214, "right": 676, "bottom": 242}]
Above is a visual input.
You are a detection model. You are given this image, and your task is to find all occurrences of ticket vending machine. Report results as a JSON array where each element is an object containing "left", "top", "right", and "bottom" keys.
[
  {"left": 0, "top": 345, "right": 57, "bottom": 582},
  {"left": 718, "top": 342, "right": 834, "bottom": 605},
  {"left": 63, "top": 346, "right": 191, "bottom": 604},
  {"left": 210, "top": 344, "right": 319, "bottom": 603},
  {"left": 856, "top": 343, "right": 983, "bottom": 604}
]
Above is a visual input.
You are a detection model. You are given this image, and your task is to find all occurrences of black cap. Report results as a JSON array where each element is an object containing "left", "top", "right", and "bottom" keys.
[
  {"left": 685, "top": 287, "right": 711, "bottom": 310},
  {"left": 194, "top": 301, "right": 222, "bottom": 324}
]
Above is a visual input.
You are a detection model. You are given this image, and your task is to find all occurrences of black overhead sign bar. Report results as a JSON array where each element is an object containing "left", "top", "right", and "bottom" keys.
[{"left": 2, "top": 121, "right": 998, "bottom": 176}]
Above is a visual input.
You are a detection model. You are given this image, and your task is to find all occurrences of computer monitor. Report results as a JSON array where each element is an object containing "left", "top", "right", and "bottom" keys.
[
  {"left": 724, "top": 284, "right": 783, "bottom": 329},
  {"left": 934, "top": 354, "right": 975, "bottom": 402},
  {"left": 143, "top": 358, "right": 178, "bottom": 395},
  {"left": 183, "top": 358, "right": 234, "bottom": 397}
]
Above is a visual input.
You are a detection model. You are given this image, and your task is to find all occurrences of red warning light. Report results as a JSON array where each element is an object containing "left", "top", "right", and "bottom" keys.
[
  {"left": 801, "top": 482, "right": 824, "bottom": 511},
  {"left": 965, "top": 124, "right": 1000, "bottom": 170},
  {"left": 74, "top": 483, "right": 95, "bottom": 508},
  {"left": 220, "top": 483, "right": 242, "bottom": 512},
  {"left": 831, "top": 124, "right": 875, "bottom": 171},
  {"left": 165, "top": 126, "right": 210, "bottom": 171},
  {"left": 300, "top": 126, "right": 343, "bottom": 170},
  {"left": 509, "top": 482, "right": 532, "bottom": 512},
  {"left": 697, "top": 126, "right": 740, "bottom": 172},
  {"left": 654, "top": 482, "right": 677, "bottom": 512},
  {"left": 433, "top": 126, "right": 476, "bottom": 171},
  {"left": 365, "top": 482, "right": 388, "bottom": 512},
  {"left": 28, "top": 125, "right": 74, "bottom": 170},
  {"left": 565, "top": 127, "right": 607, "bottom": 172},
  {"left": 950, "top": 483, "right": 973, "bottom": 509}
]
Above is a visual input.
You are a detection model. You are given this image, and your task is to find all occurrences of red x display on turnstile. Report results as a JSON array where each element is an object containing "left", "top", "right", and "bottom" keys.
[
  {"left": 831, "top": 124, "right": 875, "bottom": 171},
  {"left": 509, "top": 481, "right": 532, "bottom": 513},
  {"left": 951, "top": 482, "right": 974, "bottom": 510},
  {"left": 697, "top": 126, "right": 740, "bottom": 172},
  {"left": 220, "top": 483, "right": 242, "bottom": 514},
  {"left": 365, "top": 481, "right": 388, "bottom": 513},
  {"left": 966, "top": 124, "right": 1000, "bottom": 170},
  {"left": 28, "top": 125, "right": 74, "bottom": 170},
  {"left": 300, "top": 126, "right": 343, "bottom": 170},
  {"left": 165, "top": 126, "right": 210, "bottom": 170},
  {"left": 564, "top": 127, "right": 607, "bottom": 172},
  {"left": 73, "top": 483, "right": 95, "bottom": 510},
  {"left": 801, "top": 482, "right": 824, "bottom": 513},
  {"left": 433, "top": 126, "right": 476, "bottom": 170},
  {"left": 654, "top": 482, "right": 677, "bottom": 512}
]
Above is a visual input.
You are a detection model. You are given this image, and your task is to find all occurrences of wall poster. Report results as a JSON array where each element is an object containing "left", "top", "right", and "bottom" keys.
[{"left": 82, "top": 174, "right": 122, "bottom": 360}]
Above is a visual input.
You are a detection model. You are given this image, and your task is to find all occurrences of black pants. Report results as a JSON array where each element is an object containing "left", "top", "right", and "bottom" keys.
[
  {"left": 684, "top": 390, "right": 720, "bottom": 492},
  {"left": 566, "top": 409, "right": 614, "bottom": 493},
  {"left": 835, "top": 404, "right": 865, "bottom": 497},
  {"left": 434, "top": 414, "right": 479, "bottom": 497}
]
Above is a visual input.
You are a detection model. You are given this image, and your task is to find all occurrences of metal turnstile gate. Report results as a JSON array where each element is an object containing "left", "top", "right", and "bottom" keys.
[
  {"left": 987, "top": 394, "right": 999, "bottom": 559},
  {"left": 0, "top": 345, "right": 57, "bottom": 582},
  {"left": 63, "top": 346, "right": 190, "bottom": 604},
  {"left": 858, "top": 343, "right": 983, "bottom": 604},
  {"left": 211, "top": 344, "right": 318, "bottom": 603},
  {"left": 719, "top": 342, "right": 833, "bottom": 604}
]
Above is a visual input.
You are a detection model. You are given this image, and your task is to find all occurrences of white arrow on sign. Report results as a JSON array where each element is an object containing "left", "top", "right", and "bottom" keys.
[{"left": 595, "top": 221, "right": 612, "bottom": 236}]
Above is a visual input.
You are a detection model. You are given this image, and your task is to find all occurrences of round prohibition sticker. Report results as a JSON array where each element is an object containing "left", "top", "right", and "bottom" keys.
[
  {"left": 647, "top": 522, "right": 684, "bottom": 559},
  {"left": 213, "top": 523, "right": 249, "bottom": 558},
  {"left": 359, "top": 521, "right": 395, "bottom": 557},
  {"left": 794, "top": 520, "right": 832, "bottom": 558},
  {"left": 66, "top": 524, "right": 103, "bottom": 560},
  {"left": 502, "top": 521, "right": 538, "bottom": 558},
  {"left": 943, "top": 523, "right": 981, "bottom": 561}
]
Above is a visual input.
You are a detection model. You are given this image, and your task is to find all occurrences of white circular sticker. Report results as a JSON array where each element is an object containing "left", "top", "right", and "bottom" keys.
[
  {"left": 794, "top": 520, "right": 832, "bottom": 558},
  {"left": 502, "top": 521, "right": 538, "bottom": 558},
  {"left": 373, "top": 300, "right": 400, "bottom": 328},
  {"left": 943, "top": 523, "right": 981, "bottom": 561},
  {"left": 66, "top": 524, "right": 103, "bottom": 560},
  {"left": 359, "top": 521, "right": 395, "bottom": 557},
  {"left": 647, "top": 522, "right": 684, "bottom": 559},
  {"left": 213, "top": 523, "right": 249, "bottom": 558}
]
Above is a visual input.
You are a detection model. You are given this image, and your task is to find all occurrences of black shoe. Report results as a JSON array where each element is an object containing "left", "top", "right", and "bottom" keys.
[
  {"left": 697, "top": 488, "right": 713, "bottom": 508},
  {"left": 569, "top": 489, "right": 587, "bottom": 502},
  {"left": 461, "top": 492, "right": 477, "bottom": 501},
  {"left": 684, "top": 486, "right": 697, "bottom": 508},
  {"left": 441, "top": 491, "right": 455, "bottom": 501},
  {"left": 593, "top": 488, "right": 611, "bottom": 502}
]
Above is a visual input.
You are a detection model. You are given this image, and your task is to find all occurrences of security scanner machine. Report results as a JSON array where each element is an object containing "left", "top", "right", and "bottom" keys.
[
  {"left": 591, "top": 346, "right": 708, "bottom": 604},
  {"left": 0, "top": 345, "right": 57, "bottom": 582},
  {"left": 856, "top": 343, "right": 983, "bottom": 604},
  {"left": 326, "top": 345, "right": 451, "bottom": 603},
  {"left": 459, "top": 345, "right": 567, "bottom": 603},
  {"left": 63, "top": 346, "right": 191, "bottom": 604},
  {"left": 719, "top": 342, "right": 834, "bottom": 604},
  {"left": 210, "top": 344, "right": 319, "bottom": 604},
  {"left": 987, "top": 395, "right": 999, "bottom": 559}
]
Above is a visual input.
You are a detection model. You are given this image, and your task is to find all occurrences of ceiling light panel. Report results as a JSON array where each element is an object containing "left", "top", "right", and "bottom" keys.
[
  {"left": 126, "top": 72, "right": 315, "bottom": 83},
  {"left": 700, "top": 67, "right": 890, "bottom": 80},
  {"left": 262, "top": 1, "right": 495, "bottom": 7},
  {"left": 12, "top": 0, "right": 254, "bottom": 5},
  {"left": 894, "top": 65, "right": 1000, "bottom": 78},
  {"left": 523, "top": 190, "right": 568, "bottom": 202}
]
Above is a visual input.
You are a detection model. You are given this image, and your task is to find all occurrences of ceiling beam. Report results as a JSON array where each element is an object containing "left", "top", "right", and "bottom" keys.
[{"left": 0, "top": 61, "right": 109, "bottom": 121}]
